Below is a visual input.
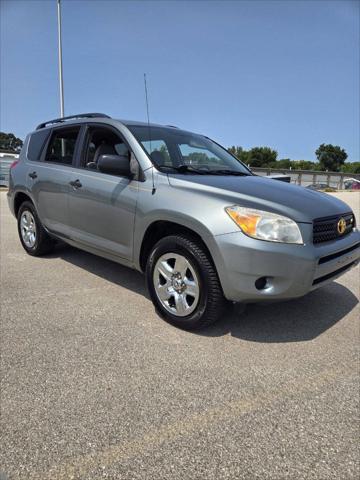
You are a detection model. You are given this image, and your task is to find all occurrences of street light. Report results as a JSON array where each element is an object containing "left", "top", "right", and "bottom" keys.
[{"left": 57, "top": 0, "right": 64, "bottom": 117}]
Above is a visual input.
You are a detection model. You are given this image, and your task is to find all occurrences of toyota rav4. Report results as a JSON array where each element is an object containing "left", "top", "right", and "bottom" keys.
[{"left": 8, "top": 113, "right": 360, "bottom": 329}]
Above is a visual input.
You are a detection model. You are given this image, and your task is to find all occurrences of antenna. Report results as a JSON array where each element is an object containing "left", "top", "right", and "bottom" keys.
[{"left": 144, "top": 73, "right": 156, "bottom": 194}]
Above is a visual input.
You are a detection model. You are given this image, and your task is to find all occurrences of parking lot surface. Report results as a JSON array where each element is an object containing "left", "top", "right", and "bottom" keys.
[{"left": 1, "top": 191, "right": 359, "bottom": 480}]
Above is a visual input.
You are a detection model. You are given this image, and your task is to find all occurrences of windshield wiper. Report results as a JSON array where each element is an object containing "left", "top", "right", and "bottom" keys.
[
  {"left": 206, "top": 169, "right": 251, "bottom": 176},
  {"left": 157, "top": 165, "right": 209, "bottom": 174}
]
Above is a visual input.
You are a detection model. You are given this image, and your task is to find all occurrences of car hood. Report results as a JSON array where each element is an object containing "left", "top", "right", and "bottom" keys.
[{"left": 167, "top": 174, "right": 352, "bottom": 223}]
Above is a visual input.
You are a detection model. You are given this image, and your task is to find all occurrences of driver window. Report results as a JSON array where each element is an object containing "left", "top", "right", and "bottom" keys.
[
  {"left": 141, "top": 140, "right": 172, "bottom": 166},
  {"left": 83, "top": 127, "right": 130, "bottom": 170}
]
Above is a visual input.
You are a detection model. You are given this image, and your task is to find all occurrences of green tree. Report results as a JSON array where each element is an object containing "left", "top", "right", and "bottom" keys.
[
  {"left": 274, "top": 158, "right": 291, "bottom": 169},
  {"left": 292, "top": 160, "right": 318, "bottom": 170},
  {"left": 228, "top": 146, "right": 241, "bottom": 157},
  {"left": 0, "top": 132, "right": 23, "bottom": 152},
  {"left": 247, "top": 147, "right": 277, "bottom": 167},
  {"left": 315, "top": 144, "right": 347, "bottom": 172},
  {"left": 341, "top": 162, "right": 360, "bottom": 174},
  {"left": 228, "top": 146, "right": 249, "bottom": 164}
]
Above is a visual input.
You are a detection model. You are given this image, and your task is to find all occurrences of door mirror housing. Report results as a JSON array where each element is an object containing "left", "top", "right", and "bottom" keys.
[{"left": 97, "top": 154, "right": 131, "bottom": 177}]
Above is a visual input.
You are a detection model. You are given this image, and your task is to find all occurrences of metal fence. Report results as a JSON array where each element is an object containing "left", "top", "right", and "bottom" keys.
[
  {"left": 0, "top": 155, "right": 18, "bottom": 187},
  {"left": 251, "top": 167, "right": 360, "bottom": 189}
]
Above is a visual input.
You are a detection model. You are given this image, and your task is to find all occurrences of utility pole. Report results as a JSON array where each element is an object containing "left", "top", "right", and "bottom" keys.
[{"left": 57, "top": 0, "right": 65, "bottom": 117}]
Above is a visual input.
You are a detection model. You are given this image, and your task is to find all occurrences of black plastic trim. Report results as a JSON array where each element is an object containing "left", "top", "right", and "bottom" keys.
[
  {"left": 318, "top": 242, "right": 360, "bottom": 265},
  {"left": 312, "top": 262, "right": 356, "bottom": 285}
]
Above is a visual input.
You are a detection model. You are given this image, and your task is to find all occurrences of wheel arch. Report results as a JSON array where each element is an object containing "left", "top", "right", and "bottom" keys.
[
  {"left": 139, "top": 220, "right": 216, "bottom": 273},
  {"left": 14, "top": 191, "right": 34, "bottom": 217}
]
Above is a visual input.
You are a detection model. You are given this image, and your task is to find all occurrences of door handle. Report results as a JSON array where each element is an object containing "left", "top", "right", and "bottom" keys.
[
  {"left": 69, "top": 179, "right": 82, "bottom": 189},
  {"left": 28, "top": 171, "right": 37, "bottom": 179}
]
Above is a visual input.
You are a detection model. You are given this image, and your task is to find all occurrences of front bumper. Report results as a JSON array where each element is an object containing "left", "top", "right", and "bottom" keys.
[{"left": 211, "top": 226, "right": 360, "bottom": 302}]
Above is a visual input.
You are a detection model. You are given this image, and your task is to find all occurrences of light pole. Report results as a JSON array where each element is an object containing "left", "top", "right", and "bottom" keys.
[{"left": 57, "top": 0, "right": 65, "bottom": 117}]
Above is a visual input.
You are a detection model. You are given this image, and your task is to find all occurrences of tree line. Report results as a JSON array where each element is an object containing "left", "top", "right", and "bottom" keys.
[
  {"left": 228, "top": 144, "right": 360, "bottom": 174},
  {"left": 0, "top": 132, "right": 23, "bottom": 153}
]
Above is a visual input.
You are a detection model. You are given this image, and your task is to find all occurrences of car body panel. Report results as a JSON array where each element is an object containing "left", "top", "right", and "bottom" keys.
[
  {"left": 27, "top": 161, "right": 73, "bottom": 237},
  {"left": 211, "top": 227, "right": 359, "bottom": 302},
  {"left": 68, "top": 168, "right": 138, "bottom": 261},
  {"left": 167, "top": 174, "right": 350, "bottom": 223}
]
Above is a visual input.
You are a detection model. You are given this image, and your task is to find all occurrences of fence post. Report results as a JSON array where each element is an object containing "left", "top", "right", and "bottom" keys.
[{"left": 339, "top": 174, "right": 344, "bottom": 190}]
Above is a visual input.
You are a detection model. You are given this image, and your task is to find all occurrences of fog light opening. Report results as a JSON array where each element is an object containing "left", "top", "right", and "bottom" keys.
[{"left": 255, "top": 276, "right": 269, "bottom": 291}]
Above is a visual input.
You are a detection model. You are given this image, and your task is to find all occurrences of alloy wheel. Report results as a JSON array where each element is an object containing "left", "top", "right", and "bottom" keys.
[
  {"left": 20, "top": 210, "right": 37, "bottom": 248},
  {"left": 153, "top": 252, "right": 200, "bottom": 317}
]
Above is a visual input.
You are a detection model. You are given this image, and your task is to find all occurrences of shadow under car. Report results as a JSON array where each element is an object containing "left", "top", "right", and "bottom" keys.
[{"left": 46, "top": 244, "right": 358, "bottom": 343}]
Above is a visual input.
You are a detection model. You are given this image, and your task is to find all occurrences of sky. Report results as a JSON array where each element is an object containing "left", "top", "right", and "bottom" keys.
[{"left": 1, "top": 0, "right": 359, "bottom": 161}]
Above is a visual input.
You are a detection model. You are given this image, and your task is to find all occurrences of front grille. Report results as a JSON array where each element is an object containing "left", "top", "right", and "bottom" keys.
[{"left": 313, "top": 212, "right": 355, "bottom": 244}]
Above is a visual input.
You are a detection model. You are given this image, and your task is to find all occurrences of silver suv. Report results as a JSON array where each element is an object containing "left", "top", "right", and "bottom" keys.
[{"left": 8, "top": 113, "right": 360, "bottom": 329}]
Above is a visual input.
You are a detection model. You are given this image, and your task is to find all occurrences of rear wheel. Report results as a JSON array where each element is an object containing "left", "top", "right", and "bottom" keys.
[
  {"left": 146, "top": 234, "right": 226, "bottom": 330},
  {"left": 17, "top": 201, "right": 54, "bottom": 256}
]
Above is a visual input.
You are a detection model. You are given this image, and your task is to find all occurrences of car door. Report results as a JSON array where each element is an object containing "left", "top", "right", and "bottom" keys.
[
  {"left": 28, "top": 125, "right": 82, "bottom": 238},
  {"left": 67, "top": 124, "right": 139, "bottom": 262}
]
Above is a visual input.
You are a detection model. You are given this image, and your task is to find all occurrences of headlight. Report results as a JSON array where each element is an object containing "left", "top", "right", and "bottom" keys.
[{"left": 225, "top": 206, "right": 303, "bottom": 244}]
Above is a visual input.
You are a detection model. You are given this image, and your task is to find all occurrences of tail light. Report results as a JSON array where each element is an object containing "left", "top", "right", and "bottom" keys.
[{"left": 10, "top": 160, "right": 19, "bottom": 169}]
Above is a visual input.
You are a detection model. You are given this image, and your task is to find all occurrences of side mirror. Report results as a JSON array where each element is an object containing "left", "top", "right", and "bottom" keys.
[{"left": 97, "top": 154, "right": 131, "bottom": 177}]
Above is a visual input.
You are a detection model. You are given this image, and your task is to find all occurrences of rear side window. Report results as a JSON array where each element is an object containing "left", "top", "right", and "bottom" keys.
[
  {"left": 45, "top": 128, "right": 80, "bottom": 165},
  {"left": 27, "top": 130, "right": 50, "bottom": 161}
]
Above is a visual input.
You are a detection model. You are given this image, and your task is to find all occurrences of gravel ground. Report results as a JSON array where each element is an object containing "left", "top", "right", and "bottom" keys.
[{"left": 0, "top": 191, "right": 359, "bottom": 480}]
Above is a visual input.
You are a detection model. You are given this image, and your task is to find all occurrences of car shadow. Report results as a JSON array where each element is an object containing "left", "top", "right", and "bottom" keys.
[
  {"left": 46, "top": 243, "right": 148, "bottom": 298},
  {"left": 199, "top": 282, "right": 358, "bottom": 342},
  {"left": 47, "top": 244, "right": 358, "bottom": 343}
]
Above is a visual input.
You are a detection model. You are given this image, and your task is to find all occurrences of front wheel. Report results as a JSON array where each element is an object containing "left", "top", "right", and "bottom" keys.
[{"left": 146, "top": 234, "right": 226, "bottom": 330}]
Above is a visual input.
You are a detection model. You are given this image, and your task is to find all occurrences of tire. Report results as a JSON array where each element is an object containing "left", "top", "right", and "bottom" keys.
[
  {"left": 146, "top": 234, "right": 226, "bottom": 330},
  {"left": 17, "top": 201, "right": 54, "bottom": 256}
]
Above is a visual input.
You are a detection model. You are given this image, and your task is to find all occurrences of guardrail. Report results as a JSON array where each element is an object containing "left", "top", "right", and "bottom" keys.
[
  {"left": 0, "top": 157, "right": 16, "bottom": 187},
  {"left": 251, "top": 167, "right": 360, "bottom": 189}
]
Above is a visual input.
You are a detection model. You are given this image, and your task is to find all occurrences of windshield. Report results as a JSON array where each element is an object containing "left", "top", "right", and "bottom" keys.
[{"left": 127, "top": 125, "right": 251, "bottom": 175}]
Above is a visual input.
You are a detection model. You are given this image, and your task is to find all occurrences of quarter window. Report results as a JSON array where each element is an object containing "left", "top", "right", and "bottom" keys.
[
  {"left": 28, "top": 130, "right": 50, "bottom": 162},
  {"left": 45, "top": 128, "right": 80, "bottom": 165}
]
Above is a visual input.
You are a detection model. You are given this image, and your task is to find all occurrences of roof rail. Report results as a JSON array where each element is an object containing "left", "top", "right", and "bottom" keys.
[
  {"left": 36, "top": 113, "right": 111, "bottom": 130},
  {"left": 166, "top": 125, "right": 179, "bottom": 128}
]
